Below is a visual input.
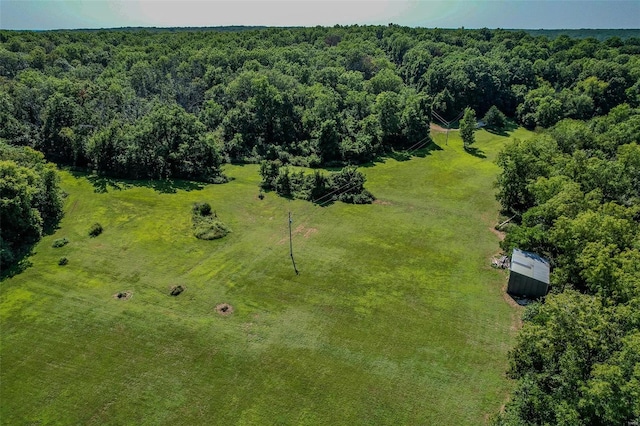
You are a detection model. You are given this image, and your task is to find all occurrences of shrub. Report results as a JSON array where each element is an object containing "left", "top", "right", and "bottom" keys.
[
  {"left": 88, "top": 223, "right": 103, "bottom": 237},
  {"left": 483, "top": 105, "right": 507, "bottom": 129},
  {"left": 58, "top": 257, "right": 68, "bottom": 266},
  {"left": 193, "top": 202, "right": 212, "bottom": 217},
  {"left": 52, "top": 237, "right": 69, "bottom": 248},
  {"left": 191, "top": 203, "right": 229, "bottom": 240}
]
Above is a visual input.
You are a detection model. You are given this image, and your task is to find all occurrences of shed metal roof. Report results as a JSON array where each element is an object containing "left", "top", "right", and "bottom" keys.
[{"left": 510, "top": 248, "right": 550, "bottom": 284}]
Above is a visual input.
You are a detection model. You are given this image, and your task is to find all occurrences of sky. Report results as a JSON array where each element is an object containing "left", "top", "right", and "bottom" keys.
[{"left": 1, "top": 0, "right": 639, "bottom": 31}]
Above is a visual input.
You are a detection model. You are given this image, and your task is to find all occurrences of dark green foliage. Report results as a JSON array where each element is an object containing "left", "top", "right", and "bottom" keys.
[
  {"left": 58, "top": 257, "right": 68, "bottom": 266},
  {"left": 259, "top": 159, "right": 281, "bottom": 190},
  {"left": 460, "top": 107, "right": 476, "bottom": 151},
  {"left": 260, "top": 164, "right": 373, "bottom": 204},
  {"left": 88, "top": 223, "right": 103, "bottom": 237},
  {"left": 3, "top": 26, "right": 637, "bottom": 175},
  {"left": 52, "top": 237, "right": 68, "bottom": 248},
  {"left": 494, "top": 107, "right": 640, "bottom": 425},
  {"left": 483, "top": 106, "right": 507, "bottom": 129},
  {"left": 192, "top": 202, "right": 212, "bottom": 217},
  {"left": 329, "top": 166, "right": 375, "bottom": 204},
  {"left": 0, "top": 143, "right": 63, "bottom": 268}
]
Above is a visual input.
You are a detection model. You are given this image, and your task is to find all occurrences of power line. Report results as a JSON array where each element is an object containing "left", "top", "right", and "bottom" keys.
[{"left": 288, "top": 211, "right": 299, "bottom": 275}]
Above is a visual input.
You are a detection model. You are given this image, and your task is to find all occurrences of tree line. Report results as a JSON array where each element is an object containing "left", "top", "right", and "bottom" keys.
[
  {"left": 493, "top": 106, "right": 640, "bottom": 425},
  {"left": 1, "top": 26, "right": 639, "bottom": 181}
]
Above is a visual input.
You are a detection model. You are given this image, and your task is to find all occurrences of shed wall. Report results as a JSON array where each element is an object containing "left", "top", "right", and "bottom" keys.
[{"left": 507, "top": 272, "right": 549, "bottom": 298}]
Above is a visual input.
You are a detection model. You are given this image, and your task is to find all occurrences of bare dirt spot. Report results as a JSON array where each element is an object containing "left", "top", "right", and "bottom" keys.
[
  {"left": 215, "top": 303, "right": 234, "bottom": 316},
  {"left": 373, "top": 199, "right": 393, "bottom": 206},
  {"left": 430, "top": 123, "right": 459, "bottom": 133},
  {"left": 490, "top": 226, "right": 505, "bottom": 241},
  {"left": 113, "top": 291, "right": 132, "bottom": 301},
  {"left": 169, "top": 285, "right": 185, "bottom": 296},
  {"left": 278, "top": 224, "right": 317, "bottom": 243}
]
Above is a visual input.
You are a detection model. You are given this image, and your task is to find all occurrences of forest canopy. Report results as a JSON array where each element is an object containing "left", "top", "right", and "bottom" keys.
[{"left": 1, "top": 26, "right": 639, "bottom": 180}]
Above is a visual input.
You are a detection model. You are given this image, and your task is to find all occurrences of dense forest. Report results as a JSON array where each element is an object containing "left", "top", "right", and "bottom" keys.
[{"left": 1, "top": 25, "right": 639, "bottom": 424}]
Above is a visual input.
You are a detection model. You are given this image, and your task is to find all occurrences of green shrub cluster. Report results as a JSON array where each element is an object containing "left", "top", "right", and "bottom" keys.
[
  {"left": 191, "top": 203, "right": 229, "bottom": 240},
  {"left": 259, "top": 161, "right": 374, "bottom": 204},
  {"left": 88, "top": 223, "right": 103, "bottom": 237},
  {"left": 51, "top": 237, "right": 68, "bottom": 248}
]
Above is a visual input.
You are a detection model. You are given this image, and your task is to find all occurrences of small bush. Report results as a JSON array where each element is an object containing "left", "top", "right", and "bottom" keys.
[
  {"left": 88, "top": 223, "right": 103, "bottom": 237},
  {"left": 193, "top": 202, "right": 212, "bottom": 217},
  {"left": 52, "top": 237, "right": 69, "bottom": 248},
  {"left": 191, "top": 203, "right": 229, "bottom": 240},
  {"left": 58, "top": 257, "right": 68, "bottom": 266}
]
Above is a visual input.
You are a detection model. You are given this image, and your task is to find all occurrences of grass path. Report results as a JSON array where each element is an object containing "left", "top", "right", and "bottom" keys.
[{"left": 1, "top": 128, "right": 531, "bottom": 425}]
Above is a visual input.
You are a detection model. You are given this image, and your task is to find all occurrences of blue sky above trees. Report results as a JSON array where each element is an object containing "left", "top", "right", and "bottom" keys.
[{"left": 1, "top": 0, "right": 639, "bottom": 30}]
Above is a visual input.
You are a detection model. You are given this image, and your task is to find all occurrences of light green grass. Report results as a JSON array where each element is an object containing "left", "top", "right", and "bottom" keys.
[{"left": 1, "top": 129, "right": 530, "bottom": 425}]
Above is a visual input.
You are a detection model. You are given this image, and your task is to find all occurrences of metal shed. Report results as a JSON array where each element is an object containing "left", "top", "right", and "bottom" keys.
[{"left": 507, "top": 248, "right": 550, "bottom": 298}]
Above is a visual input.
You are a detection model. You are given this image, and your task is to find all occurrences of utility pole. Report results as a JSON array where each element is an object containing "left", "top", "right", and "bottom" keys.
[{"left": 288, "top": 211, "right": 299, "bottom": 275}]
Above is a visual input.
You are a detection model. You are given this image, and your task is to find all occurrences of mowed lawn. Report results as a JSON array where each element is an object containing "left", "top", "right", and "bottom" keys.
[{"left": 1, "top": 128, "right": 531, "bottom": 425}]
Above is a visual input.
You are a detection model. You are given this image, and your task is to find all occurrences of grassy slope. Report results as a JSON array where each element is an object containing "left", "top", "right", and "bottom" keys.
[{"left": 1, "top": 128, "right": 531, "bottom": 425}]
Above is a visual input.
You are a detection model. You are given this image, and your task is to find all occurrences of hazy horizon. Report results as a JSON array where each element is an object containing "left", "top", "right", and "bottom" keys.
[{"left": 2, "top": 1, "right": 639, "bottom": 31}]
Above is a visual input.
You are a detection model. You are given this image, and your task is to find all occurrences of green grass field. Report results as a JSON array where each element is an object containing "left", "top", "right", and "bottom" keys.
[{"left": 1, "top": 128, "right": 532, "bottom": 425}]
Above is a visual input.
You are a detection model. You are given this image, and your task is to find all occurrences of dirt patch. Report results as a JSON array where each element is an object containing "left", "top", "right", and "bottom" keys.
[
  {"left": 278, "top": 224, "right": 317, "bottom": 244},
  {"left": 373, "top": 199, "right": 393, "bottom": 206},
  {"left": 490, "top": 226, "right": 505, "bottom": 241},
  {"left": 430, "top": 123, "right": 459, "bottom": 133},
  {"left": 169, "top": 285, "right": 185, "bottom": 296},
  {"left": 113, "top": 291, "right": 132, "bottom": 301},
  {"left": 215, "top": 303, "right": 234, "bottom": 316}
]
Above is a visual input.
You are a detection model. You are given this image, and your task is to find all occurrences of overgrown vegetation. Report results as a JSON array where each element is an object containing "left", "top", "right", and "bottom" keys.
[
  {"left": 493, "top": 107, "right": 640, "bottom": 425},
  {"left": 191, "top": 202, "right": 229, "bottom": 240},
  {"left": 0, "top": 143, "right": 63, "bottom": 268},
  {"left": 259, "top": 160, "right": 374, "bottom": 204}
]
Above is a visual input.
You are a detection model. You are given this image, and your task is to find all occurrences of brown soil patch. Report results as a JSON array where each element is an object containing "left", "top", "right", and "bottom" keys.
[
  {"left": 490, "top": 226, "right": 505, "bottom": 241},
  {"left": 430, "top": 123, "right": 459, "bottom": 133},
  {"left": 373, "top": 199, "right": 393, "bottom": 206},
  {"left": 113, "top": 291, "right": 132, "bottom": 301},
  {"left": 215, "top": 303, "right": 234, "bottom": 316},
  {"left": 278, "top": 224, "right": 317, "bottom": 244}
]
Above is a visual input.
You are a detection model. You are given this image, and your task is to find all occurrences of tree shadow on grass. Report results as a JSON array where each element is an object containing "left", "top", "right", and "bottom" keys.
[
  {"left": 1, "top": 248, "right": 35, "bottom": 280},
  {"left": 464, "top": 146, "right": 487, "bottom": 159},
  {"left": 70, "top": 171, "right": 207, "bottom": 194},
  {"left": 484, "top": 121, "right": 519, "bottom": 137},
  {"left": 361, "top": 141, "right": 443, "bottom": 168}
]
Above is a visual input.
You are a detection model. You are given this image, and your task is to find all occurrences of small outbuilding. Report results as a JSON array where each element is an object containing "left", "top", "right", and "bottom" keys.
[{"left": 507, "top": 248, "right": 550, "bottom": 298}]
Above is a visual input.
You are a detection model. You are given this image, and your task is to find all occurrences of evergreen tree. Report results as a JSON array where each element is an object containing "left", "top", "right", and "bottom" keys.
[{"left": 460, "top": 107, "right": 476, "bottom": 150}]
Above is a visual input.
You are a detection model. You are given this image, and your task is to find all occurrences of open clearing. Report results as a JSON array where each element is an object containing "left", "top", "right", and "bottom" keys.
[{"left": 1, "top": 128, "right": 531, "bottom": 425}]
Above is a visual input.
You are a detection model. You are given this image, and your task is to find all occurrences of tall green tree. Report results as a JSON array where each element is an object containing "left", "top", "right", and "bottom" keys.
[{"left": 460, "top": 107, "right": 476, "bottom": 151}]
